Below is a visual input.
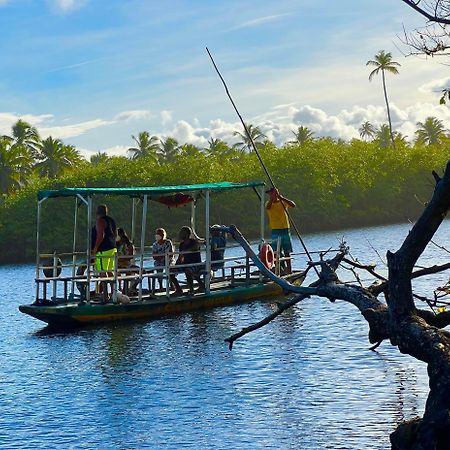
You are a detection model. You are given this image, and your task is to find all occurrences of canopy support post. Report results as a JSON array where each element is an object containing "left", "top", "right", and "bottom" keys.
[
  {"left": 52, "top": 251, "right": 58, "bottom": 300},
  {"left": 259, "top": 186, "right": 265, "bottom": 283},
  {"left": 35, "top": 198, "right": 45, "bottom": 303},
  {"left": 131, "top": 198, "right": 137, "bottom": 243},
  {"left": 113, "top": 252, "right": 118, "bottom": 303},
  {"left": 71, "top": 198, "right": 79, "bottom": 298},
  {"left": 205, "top": 190, "right": 211, "bottom": 295},
  {"left": 260, "top": 186, "right": 265, "bottom": 243},
  {"left": 165, "top": 251, "right": 170, "bottom": 298},
  {"left": 138, "top": 195, "right": 148, "bottom": 302},
  {"left": 190, "top": 199, "right": 196, "bottom": 237},
  {"left": 86, "top": 196, "right": 92, "bottom": 303}
]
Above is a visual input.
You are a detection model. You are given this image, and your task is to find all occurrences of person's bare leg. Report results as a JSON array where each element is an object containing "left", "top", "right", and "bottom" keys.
[
  {"left": 194, "top": 274, "right": 205, "bottom": 292},
  {"left": 185, "top": 270, "right": 194, "bottom": 294},
  {"left": 157, "top": 275, "right": 163, "bottom": 292},
  {"left": 170, "top": 274, "right": 183, "bottom": 295}
]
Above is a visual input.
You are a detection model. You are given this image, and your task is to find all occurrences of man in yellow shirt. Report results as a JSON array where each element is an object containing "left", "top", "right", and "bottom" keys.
[{"left": 266, "top": 188, "right": 296, "bottom": 274}]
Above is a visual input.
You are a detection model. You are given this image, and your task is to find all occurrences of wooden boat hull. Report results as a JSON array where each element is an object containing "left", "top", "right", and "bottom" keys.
[{"left": 19, "top": 279, "right": 297, "bottom": 328}]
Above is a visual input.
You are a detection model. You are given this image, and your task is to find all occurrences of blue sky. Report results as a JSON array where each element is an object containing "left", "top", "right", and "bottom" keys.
[{"left": 1, "top": 0, "right": 449, "bottom": 156}]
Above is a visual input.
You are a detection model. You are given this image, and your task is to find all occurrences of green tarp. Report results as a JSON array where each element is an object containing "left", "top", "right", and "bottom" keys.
[{"left": 37, "top": 181, "right": 265, "bottom": 200}]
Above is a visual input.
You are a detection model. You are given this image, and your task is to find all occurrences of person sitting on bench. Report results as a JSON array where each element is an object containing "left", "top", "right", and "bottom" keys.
[
  {"left": 171, "top": 226, "right": 205, "bottom": 296},
  {"left": 210, "top": 224, "right": 226, "bottom": 275}
]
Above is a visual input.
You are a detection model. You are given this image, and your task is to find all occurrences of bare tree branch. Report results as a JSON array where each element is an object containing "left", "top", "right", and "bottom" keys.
[{"left": 401, "top": 0, "right": 450, "bottom": 24}]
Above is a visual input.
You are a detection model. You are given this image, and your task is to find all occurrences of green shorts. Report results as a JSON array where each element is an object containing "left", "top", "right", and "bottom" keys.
[
  {"left": 271, "top": 229, "right": 293, "bottom": 255},
  {"left": 96, "top": 248, "right": 117, "bottom": 272}
]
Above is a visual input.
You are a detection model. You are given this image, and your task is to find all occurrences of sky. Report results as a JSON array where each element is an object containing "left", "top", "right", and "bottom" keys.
[{"left": 1, "top": 0, "right": 450, "bottom": 158}]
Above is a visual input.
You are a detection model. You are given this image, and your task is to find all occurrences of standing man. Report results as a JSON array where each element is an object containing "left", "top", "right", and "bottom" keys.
[
  {"left": 265, "top": 188, "right": 296, "bottom": 274},
  {"left": 91, "top": 204, "right": 118, "bottom": 274}
]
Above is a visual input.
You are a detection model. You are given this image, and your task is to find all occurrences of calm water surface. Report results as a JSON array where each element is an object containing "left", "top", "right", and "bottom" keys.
[{"left": 1, "top": 221, "right": 449, "bottom": 449}]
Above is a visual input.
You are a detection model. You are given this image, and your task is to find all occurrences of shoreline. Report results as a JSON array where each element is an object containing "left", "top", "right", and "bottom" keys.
[{"left": 0, "top": 216, "right": 419, "bottom": 266}]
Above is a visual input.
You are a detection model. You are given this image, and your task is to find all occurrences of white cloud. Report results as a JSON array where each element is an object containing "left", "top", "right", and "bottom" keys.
[
  {"left": 232, "top": 14, "right": 288, "bottom": 30},
  {"left": 0, "top": 0, "right": 10, "bottom": 6},
  {"left": 0, "top": 108, "right": 155, "bottom": 140},
  {"left": 55, "top": 0, "right": 84, "bottom": 11},
  {"left": 48, "top": 0, "right": 88, "bottom": 13},
  {"left": 40, "top": 119, "right": 114, "bottom": 139},
  {"left": 168, "top": 120, "right": 210, "bottom": 147},
  {"left": 159, "top": 101, "right": 450, "bottom": 147},
  {"left": 78, "top": 145, "right": 129, "bottom": 160},
  {"left": 5, "top": 100, "right": 450, "bottom": 157},
  {"left": 114, "top": 110, "right": 150, "bottom": 122},
  {"left": 419, "top": 77, "right": 450, "bottom": 94},
  {"left": 160, "top": 110, "right": 173, "bottom": 126}
]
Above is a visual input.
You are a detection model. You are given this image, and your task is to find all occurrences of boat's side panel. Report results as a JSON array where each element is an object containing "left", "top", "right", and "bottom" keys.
[{"left": 20, "top": 282, "right": 284, "bottom": 326}]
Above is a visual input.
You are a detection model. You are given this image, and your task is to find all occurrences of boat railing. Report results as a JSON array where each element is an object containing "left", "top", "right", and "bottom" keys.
[
  {"left": 34, "top": 246, "right": 265, "bottom": 304},
  {"left": 34, "top": 241, "right": 337, "bottom": 304}
]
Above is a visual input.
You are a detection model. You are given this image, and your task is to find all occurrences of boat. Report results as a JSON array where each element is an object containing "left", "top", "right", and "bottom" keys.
[{"left": 19, "top": 181, "right": 305, "bottom": 328}]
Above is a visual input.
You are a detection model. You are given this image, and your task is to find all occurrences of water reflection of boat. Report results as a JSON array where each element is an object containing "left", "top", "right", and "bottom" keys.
[{"left": 19, "top": 181, "right": 305, "bottom": 328}]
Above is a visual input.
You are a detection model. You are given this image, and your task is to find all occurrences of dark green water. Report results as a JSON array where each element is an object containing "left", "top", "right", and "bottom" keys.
[{"left": 1, "top": 221, "right": 448, "bottom": 449}]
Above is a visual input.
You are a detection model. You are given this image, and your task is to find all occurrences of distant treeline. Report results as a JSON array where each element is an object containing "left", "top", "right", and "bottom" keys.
[{"left": 1, "top": 135, "right": 449, "bottom": 264}]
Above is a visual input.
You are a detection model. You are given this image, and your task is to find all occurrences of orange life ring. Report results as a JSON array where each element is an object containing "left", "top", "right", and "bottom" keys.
[{"left": 259, "top": 243, "right": 275, "bottom": 270}]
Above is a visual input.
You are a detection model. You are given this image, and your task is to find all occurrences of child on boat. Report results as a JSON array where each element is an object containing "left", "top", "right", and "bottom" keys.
[
  {"left": 152, "top": 228, "right": 175, "bottom": 292},
  {"left": 117, "top": 227, "right": 135, "bottom": 268}
]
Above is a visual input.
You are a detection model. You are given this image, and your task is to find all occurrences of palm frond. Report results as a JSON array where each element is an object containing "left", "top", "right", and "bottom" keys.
[
  {"left": 368, "top": 68, "right": 379, "bottom": 81},
  {"left": 384, "top": 67, "right": 400, "bottom": 75}
]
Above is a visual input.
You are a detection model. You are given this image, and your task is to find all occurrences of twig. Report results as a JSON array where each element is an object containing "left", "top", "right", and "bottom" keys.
[
  {"left": 225, "top": 293, "right": 309, "bottom": 350},
  {"left": 409, "top": 206, "right": 450, "bottom": 254},
  {"left": 342, "top": 257, "right": 387, "bottom": 281},
  {"left": 369, "top": 341, "right": 382, "bottom": 351},
  {"left": 413, "top": 293, "right": 437, "bottom": 315},
  {"left": 364, "top": 237, "right": 387, "bottom": 266}
]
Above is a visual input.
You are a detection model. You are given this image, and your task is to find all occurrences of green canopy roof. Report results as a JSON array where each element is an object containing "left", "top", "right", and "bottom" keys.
[{"left": 37, "top": 181, "right": 265, "bottom": 200}]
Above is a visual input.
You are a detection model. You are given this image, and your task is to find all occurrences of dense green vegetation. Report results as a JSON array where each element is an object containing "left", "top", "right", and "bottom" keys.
[{"left": 0, "top": 115, "right": 449, "bottom": 264}]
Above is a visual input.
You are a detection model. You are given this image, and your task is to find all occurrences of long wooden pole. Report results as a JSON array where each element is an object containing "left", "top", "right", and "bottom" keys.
[{"left": 206, "top": 47, "right": 318, "bottom": 272}]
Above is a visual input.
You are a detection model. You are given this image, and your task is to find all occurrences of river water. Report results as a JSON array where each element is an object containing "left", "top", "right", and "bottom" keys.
[{"left": 1, "top": 221, "right": 449, "bottom": 450}]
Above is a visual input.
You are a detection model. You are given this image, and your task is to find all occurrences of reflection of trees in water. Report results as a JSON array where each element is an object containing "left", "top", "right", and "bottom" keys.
[
  {"left": 104, "top": 324, "right": 145, "bottom": 372},
  {"left": 187, "top": 309, "right": 236, "bottom": 345},
  {"left": 272, "top": 298, "right": 303, "bottom": 333},
  {"left": 374, "top": 351, "right": 422, "bottom": 425}
]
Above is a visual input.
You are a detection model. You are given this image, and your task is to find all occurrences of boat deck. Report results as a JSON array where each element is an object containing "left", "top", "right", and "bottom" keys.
[{"left": 20, "top": 272, "right": 304, "bottom": 327}]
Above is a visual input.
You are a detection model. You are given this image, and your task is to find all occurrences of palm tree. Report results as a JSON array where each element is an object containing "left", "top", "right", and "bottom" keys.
[
  {"left": 289, "top": 126, "right": 315, "bottom": 146},
  {"left": 35, "top": 137, "right": 82, "bottom": 178},
  {"left": 90, "top": 152, "right": 110, "bottom": 165},
  {"left": 415, "top": 117, "right": 447, "bottom": 145},
  {"left": 375, "top": 124, "right": 391, "bottom": 149},
  {"left": 205, "top": 138, "right": 233, "bottom": 157},
  {"left": 233, "top": 123, "right": 266, "bottom": 151},
  {"left": 358, "top": 121, "right": 377, "bottom": 141},
  {"left": 7, "top": 119, "right": 40, "bottom": 160},
  {"left": 158, "top": 137, "right": 180, "bottom": 164},
  {"left": 180, "top": 143, "right": 201, "bottom": 157},
  {"left": 366, "top": 51, "right": 401, "bottom": 148},
  {"left": 128, "top": 131, "right": 160, "bottom": 161},
  {"left": 0, "top": 136, "right": 32, "bottom": 194}
]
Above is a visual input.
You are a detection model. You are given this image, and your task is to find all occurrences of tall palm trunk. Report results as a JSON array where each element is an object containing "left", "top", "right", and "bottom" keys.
[{"left": 382, "top": 69, "right": 396, "bottom": 149}]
